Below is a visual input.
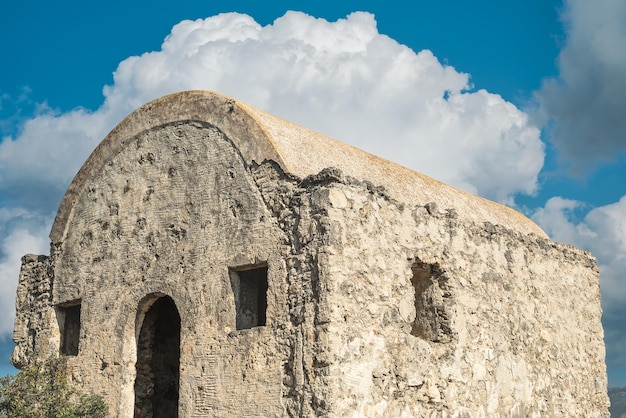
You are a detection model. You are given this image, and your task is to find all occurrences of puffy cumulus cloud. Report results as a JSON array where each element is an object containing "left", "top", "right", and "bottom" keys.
[
  {"left": 103, "top": 11, "right": 544, "bottom": 202},
  {"left": 535, "top": 0, "right": 626, "bottom": 168},
  {"left": 532, "top": 195, "right": 626, "bottom": 384}
]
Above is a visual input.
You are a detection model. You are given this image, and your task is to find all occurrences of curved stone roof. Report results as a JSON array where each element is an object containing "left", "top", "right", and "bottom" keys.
[{"left": 51, "top": 90, "right": 547, "bottom": 242}]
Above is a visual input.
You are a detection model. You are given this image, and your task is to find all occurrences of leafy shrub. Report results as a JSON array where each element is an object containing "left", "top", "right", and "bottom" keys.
[{"left": 0, "top": 356, "right": 107, "bottom": 418}]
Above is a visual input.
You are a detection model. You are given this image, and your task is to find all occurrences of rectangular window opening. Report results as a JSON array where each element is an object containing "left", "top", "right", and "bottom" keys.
[
  {"left": 229, "top": 264, "right": 268, "bottom": 330},
  {"left": 57, "top": 302, "right": 81, "bottom": 356}
]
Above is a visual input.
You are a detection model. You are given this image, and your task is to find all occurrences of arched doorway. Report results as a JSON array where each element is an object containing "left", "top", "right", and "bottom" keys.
[{"left": 134, "top": 295, "right": 180, "bottom": 418}]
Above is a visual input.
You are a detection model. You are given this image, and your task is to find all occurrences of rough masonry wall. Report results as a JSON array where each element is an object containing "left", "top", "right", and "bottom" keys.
[
  {"left": 41, "top": 122, "right": 291, "bottom": 416},
  {"left": 12, "top": 254, "right": 58, "bottom": 367},
  {"left": 313, "top": 177, "right": 608, "bottom": 417},
  {"left": 12, "top": 124, "right": 358, "bottom": 417},
  {"left": 251, "top": 162, "right": 340, "bottom": 416}
]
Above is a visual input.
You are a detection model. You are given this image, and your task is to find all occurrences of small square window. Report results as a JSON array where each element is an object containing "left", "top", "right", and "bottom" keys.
[{"left": 229, "top": 265, "right": 268, "bottom": 330}]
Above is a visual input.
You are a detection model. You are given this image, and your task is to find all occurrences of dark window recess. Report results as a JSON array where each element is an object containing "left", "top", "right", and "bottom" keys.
[
  {"left": 410, "top": 261, "right": 452, "bottom": 343},
  {"left": 229, "top": 265, "right": 268, "bottom": 330},
  {"left": 59, "top": 303, "right": 81, "bottom": 356}
]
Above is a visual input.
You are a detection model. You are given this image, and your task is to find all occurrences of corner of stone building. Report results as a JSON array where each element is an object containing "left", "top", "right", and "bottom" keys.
[
  {"left": 11, "top": 251, "right": 60, "bottom": 369},
  {"left": 250, "top": 162, "right": 398, "bottom": 416}
]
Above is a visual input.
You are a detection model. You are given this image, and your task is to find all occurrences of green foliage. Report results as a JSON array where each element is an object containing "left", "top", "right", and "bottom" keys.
[{"left": 0, "top": 356, "right": 107, "bottom": 418}]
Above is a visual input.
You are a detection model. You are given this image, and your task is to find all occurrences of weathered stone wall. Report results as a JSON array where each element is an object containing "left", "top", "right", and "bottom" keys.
[
  {"left": 12, "top": 253, "right": 58, "bottom": 367},
  {"left": 12, "top": 92, "right": 608, "bottom": 417},
  {"left": 250, "top": 163, "right": 608, "bottom": 417},
  {"left": 311, "top": 178, "right": 608, "bottom": 417},
  {"left": 14, "top": 122, "right": 290, "bottom": 416}
]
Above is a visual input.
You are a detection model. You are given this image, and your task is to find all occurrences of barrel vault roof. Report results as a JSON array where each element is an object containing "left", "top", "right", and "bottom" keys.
[{"left": 50, "top": 90, "right": 547, "bottom": 242}]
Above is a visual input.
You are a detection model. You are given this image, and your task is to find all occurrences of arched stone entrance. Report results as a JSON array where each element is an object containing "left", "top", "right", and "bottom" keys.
[{"left": 134, "top": 295, "right": 181, "bottom": 418}]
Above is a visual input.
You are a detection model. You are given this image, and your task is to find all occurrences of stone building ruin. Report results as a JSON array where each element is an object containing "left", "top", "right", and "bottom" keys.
[{"left": 12, "top": 91, "right": 608, "bottom": 417}]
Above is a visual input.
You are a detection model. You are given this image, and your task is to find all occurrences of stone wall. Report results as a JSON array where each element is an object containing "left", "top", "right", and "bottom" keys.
[
  {"left": 310, "top": 177, "right": 608, "bottom": 417},
  {"left": 12, "top": 254, "right": 52, "bottom": 367}
]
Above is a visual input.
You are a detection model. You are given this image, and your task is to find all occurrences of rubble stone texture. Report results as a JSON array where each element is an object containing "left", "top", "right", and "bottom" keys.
[{"left": 12, "top": 91, "right": 609, "bottom": 417}]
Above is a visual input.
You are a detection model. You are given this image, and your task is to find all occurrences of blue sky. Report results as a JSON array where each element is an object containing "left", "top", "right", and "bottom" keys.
[{"left": 1, "top": 0, "right": 625, "bottom": 387}]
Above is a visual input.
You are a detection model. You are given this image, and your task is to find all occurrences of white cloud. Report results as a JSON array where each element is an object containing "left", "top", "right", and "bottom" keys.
[
  {"left": 532, "top": 195, "right": 626, "bottom": 377},
  {"left": 0, "top": 106, "right": 121, "bottom": 211},
  {"left": 535, "top": 0, "right": 626, "bottom": 168}
]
